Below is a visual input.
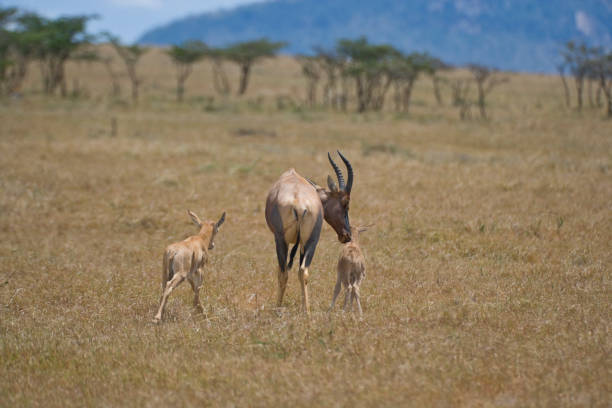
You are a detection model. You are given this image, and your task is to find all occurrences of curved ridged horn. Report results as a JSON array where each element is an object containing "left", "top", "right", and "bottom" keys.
[
  {"left": 328, "top": 152, "right": 345, "bottom": 190},
  {"left": 337, "top": 150, "right": 353, "bottom": 194}
]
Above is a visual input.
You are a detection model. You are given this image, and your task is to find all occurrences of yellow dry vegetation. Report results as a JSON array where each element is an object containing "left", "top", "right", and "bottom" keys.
[{"left": 0, "top": 48, "right": 611, "bottom": 407}]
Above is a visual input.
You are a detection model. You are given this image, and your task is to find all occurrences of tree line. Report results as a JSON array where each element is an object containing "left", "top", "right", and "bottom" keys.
[
  {"left": 558, "top": 41, "right": 612, "bottom": 117},
  {"left": 6, "top": 6, "right": 610, "bottom": 118},
  {"left": 0, "top": 8, "right": 284, "bottom": 104},
  {"left": 0, "top": 7, "right": 508, "bottom": 118},
  {"left": 296, "top": 37, "right": 510, "bottom": 119}
]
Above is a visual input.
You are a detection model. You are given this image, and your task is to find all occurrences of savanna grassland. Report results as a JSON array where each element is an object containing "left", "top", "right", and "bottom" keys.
[{"left": 1, "top": 48, "right": 611, "bottom": 407}]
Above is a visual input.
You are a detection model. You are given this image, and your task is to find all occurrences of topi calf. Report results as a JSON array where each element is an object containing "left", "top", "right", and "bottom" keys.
[
  {"left": 153, "top": 210, "right": 225, "bottom": 323},
  {"left": 329, "top": 225, "right": 370, "bottom": 317}
]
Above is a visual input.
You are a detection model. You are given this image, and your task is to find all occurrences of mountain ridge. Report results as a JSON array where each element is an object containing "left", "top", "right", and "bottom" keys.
[{"left": 138, "top": 0, "right": 612, "bottom": 72}]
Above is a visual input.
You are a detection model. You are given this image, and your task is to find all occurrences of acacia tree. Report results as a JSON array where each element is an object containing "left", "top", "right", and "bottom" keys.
[
  {"left": 167, "top": 40, "right": 207, "bottom": 101},
  {"left": 106, "top": 34, "right": 147, "bottom": 103},
  {"left": 428, "top": 56, "right": 450, "bottom": 106},
  {"left": 0, "top": 7, "right": 14, "bottom": 27},
  {"left": 589, "top": 50, "right": 612, "bottom": 117},
  {"left": 556, "top": 63, "right": 571, "bottom": 108},
  {"left": 468, "top": 64, "right": 508, "bottom": 119},
  {"left": 224, "top": 39, "right": 285, "bottom": 95},
  {"left": 207, "top": 47, "right": 231, "bottom": 95},
  {"left": 389, "top": 52, "right": 430, "bottom": 113},
  {"left": 313, "top": 47, "right": 347, "bottom": 110},
  {"left": 297, "top": 55, "right": 321, "bottom": 107},
  {"left": 1, "top": 8, "right": 43, "bottom": 96},
  {"left": 0, "top": 7, "right": 17, "bottom": 94},
  {"left": 450, "top": 78, "right": 472, "bottom": 120},
  {"left": 68, "top": 47, "right": 99, "bottom": 97},
  {"left": 337, "top": 37, "right": 398, "bottom": 112},
  {"left": 100, "top": 55, "right": 121, "bottom": 97},
  {"left": 0, "top": 8, "right": 16, "bottom": 67},
  {"left": 562, "top": 42, "right": 597, "bottom": 111},
  {"left": 5, "top": 28, "right": 42, "bottom": 95},
  {"left": 18, "top": 13, "right": 92, "bottom": 96},
  {"left": 315, "top": 48, "right": 337, "bottom": 107},
  {"left": 586, "top": 72, "right": 596, "bottom": 108}
]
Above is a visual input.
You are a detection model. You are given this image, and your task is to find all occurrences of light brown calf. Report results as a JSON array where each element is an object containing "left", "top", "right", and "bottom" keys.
[
  {"left": 329, "top": 225, "right": 369, "bottom": 317},
  {"left": 153, "top": 210, "right": 225, "bottom": 323}
]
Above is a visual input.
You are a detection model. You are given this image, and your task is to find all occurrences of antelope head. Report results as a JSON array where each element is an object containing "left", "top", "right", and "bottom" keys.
[
  {"left": 348, "top": 223, "right": 372, "bottom": 245},
  {"left": 311, "top": 151, "right": 354, "bottom": 243},
  {"left": 188, "top": 210, "right": 226, "bottom": 250}
]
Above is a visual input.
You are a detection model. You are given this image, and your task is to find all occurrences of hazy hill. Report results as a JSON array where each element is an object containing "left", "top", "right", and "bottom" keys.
[{"left": 138, "top": 0, "right": 612, "bottom": 72}]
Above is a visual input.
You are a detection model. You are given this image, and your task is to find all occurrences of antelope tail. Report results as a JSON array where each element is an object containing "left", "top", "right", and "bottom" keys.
[
  {"left": 189, "top": 252, "right": 199, "bottom": 277},
  {"left": 167, "top": 253, "right": 175, "bottom": 282}
]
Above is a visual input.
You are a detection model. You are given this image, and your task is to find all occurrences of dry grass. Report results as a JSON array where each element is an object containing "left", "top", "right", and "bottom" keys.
[{"left": 0, "top": 49, "right": 611, "bottom": 407}]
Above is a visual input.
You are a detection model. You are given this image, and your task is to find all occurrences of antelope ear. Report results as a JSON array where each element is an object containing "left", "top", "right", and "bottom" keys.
[
  {"left": 187, "top": 210, "right": 202, "bottom": 228},
  {"left": 358, "top": 223, "right": 374, "bottom": 233},
  {"left": 306, "top": 177, "right": 321, "bottom": 189},
  {"left": 327, "top": 175, "right": 339, "bottom": 192},
  {"left": 307, "top": 177, "right": 329, "bottom": 201},
  {"left": 215, "top": 212, "right": 226, "bottom": 230}
]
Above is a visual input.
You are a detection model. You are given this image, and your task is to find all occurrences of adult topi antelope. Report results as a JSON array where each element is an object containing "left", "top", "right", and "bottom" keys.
[
  {"left": 265, "top": 151, "right": 354, "bottom": 314},
  {"left": 153, "top": 210, "right": 225, "bottom": 323}
]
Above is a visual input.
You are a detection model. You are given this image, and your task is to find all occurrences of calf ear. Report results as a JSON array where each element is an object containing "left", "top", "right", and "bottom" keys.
[
  {"left": 215, "top": 212, "right": 226, "bottom": 230},
  {"left": 187, "top": 210, "right": 202, "bottom": 228},
  {"left": 358, "top": 223, "right": 374, "bottom": 233}
]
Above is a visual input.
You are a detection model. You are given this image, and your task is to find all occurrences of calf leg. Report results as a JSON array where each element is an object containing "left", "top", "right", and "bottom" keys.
[
  {"left": 329, "top": 278, "right": 342, "bottom": 312},
  {"left": 193, "top": 288, "right": 203, "bottom": 313},
  {"left": 298, "top": 263, "right": 310, "bottom": 315},
  {"left": 353, "top": 286, "right": 363, "bottom": 317},
  {"left": 343, "top": 285, "right": 351, "bottom": 312},
  {"left": 189, "top": 271, "right": 204, "bottom": 313},
  {"left": 153, "top": 274, "right": 185, "bottom": 323}
]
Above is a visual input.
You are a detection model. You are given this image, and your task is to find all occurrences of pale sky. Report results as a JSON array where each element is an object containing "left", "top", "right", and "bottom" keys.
[{"left": 3, "top": 0, "right": 266, "bottom": 43}]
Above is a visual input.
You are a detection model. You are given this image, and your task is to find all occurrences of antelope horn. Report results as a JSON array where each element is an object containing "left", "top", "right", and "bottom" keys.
[
  {"left": 328, "top": 152, "right": 345, "bottom": 190},
  {"left": 337, "top": 150, "right": 353, "bottom": 194}
]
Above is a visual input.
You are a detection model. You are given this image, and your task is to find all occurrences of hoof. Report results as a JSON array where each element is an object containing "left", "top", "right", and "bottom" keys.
[{"left": 152, "top": 317, "right": 161, "bottom": 324}]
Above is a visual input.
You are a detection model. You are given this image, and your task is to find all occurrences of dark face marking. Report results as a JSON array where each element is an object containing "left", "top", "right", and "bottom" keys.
[{"left": 322, "top": 191, "right": 351, "bottom": 243}]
